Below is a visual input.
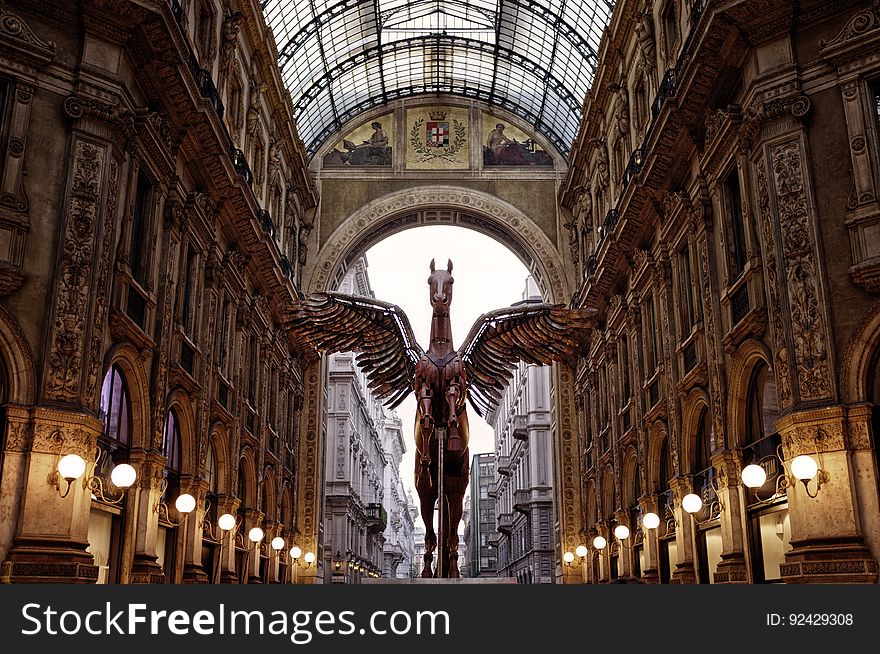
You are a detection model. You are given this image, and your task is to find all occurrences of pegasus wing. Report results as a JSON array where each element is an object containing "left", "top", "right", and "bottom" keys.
[
  {"left": 286, "top": 292, "right": 424, "bottom": 409},
  {"left": 459, "top": 301, "right": 597, "bottom": 416}
]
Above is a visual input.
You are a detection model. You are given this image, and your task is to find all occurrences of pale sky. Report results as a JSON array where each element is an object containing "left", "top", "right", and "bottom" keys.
[{"left": 362, "top": 225, "right": 533, "bottom": 512}]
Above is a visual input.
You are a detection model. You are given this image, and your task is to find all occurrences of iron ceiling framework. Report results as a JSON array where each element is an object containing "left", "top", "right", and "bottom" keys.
[{"left": 261, "top": 0, "right": 614, "bottom": 158}]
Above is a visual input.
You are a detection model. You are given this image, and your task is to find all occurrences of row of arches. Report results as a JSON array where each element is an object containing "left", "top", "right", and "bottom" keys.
[{"left": 579, "top": 324, "right": 880, "bottom": 583}]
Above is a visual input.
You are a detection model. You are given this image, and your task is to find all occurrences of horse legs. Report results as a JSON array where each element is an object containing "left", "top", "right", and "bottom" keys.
[
  {"left": 442, "top": 448, "right": 470, "bottom": 578},
  {"left": 416, "top": 456, "right": 438, "bottom": 578},
  {"left": 418, "top": 487, "right": 438, "bottom": 578}
]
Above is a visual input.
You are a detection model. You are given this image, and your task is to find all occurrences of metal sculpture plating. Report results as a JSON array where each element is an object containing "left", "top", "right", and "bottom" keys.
[{"left": 288, "top": 259, "right": 595, "bottom": 577}]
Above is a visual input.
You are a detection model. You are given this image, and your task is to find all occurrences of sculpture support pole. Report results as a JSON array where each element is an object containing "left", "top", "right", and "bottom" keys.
[{"left": 437, "top": 427, "right": 446, "bottom": 579}]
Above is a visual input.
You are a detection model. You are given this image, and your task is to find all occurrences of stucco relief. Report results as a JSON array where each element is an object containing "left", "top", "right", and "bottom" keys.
[
  {"left": 46, "top": 141, "right": 106, "bottom": 403},
  {"left": 754, "top": 157, "right": 793, "bottom": 408},
  {"left": 769, "top": 140, "right": 832, "bottom": 402}
]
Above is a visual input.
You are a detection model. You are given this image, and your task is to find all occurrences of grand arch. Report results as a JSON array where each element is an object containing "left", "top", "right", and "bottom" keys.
[
  {"left": 295, "top": 185, "right": 585, "bottom": 581},
  {"left": 306, "top": 186, "right": 571, "bottom": 302}
]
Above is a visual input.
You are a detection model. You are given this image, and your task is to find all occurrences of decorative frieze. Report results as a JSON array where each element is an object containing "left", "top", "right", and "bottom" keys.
[
  {"left": 768, "top": 140, "right": 833, "bottom": 403},
  {"left": 45, "top": 141, "right": 107, "bottom": 403}
]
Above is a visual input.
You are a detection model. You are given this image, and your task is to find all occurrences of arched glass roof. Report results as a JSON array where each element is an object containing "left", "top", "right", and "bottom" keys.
[{"left": 261, "top": 1, "right": 615, "bottom": 158}]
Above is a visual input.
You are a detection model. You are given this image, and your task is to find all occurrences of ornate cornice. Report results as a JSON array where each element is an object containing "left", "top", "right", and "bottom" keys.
[{"left": 0, "top": 7, "right": 56, "bottom": 73}]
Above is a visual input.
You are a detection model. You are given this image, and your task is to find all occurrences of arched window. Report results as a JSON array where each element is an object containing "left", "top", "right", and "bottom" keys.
[
  {"left": 657, "top": 436, "right": 677, "bottom": 583},
  {"left": 203, "top": 439, "right": 221, "bottom": 583},
  {"left": 88, "top": 365, "right": 134, "bottom": 583},
  {"left": 742, "top": 362, "right": 790, "bottom": 582},
  {"left": 100, "top": 365, "right": 130, "bottom": 446},
  {"left": 627, "top": 455, "right": 644, "bottom": 579},
  {"left": 158, "top": 408, "right": 183, "bottom": 582},
  {"left": 206, "top": 441, "right": 217, "bottom": 495},
  {"left": 162, "top": 409, "right": 181, "bottom": 474},
  {"left": 693, "top": 407, "right": 722, "bottom": 584}
]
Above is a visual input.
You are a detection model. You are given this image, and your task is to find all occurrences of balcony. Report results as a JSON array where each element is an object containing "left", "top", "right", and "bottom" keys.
[
  {"left": 279, "top": 254, "right": 293, "bottom": 279},
  {"left": 257, "top": 209, "right": 275, "bottom": 238},
  {"left": 187, "top": 54, "right": 224, "bottom": 120},
  {"left": 512, "top": 415, "right": 528, "bottom": 441},
  {"left": 496, "top": 455, "right": 511, "bottom": 476},
  {"left": 487, "top": 532, "right": 501, "bottom": 547},
  {"left": 513, "top": 488, "right": 530, "bottom": 515},
  {"left": 651, "top": 67, "right": 679, "bottom": 121},
  {"left": 622, "top": 147, "right": 644, "bottom": 188},
  {"left": 366, "top": 503, "right": 388, "bottom": 533},
  {"left": 230, "top": 147, "right": 253, "bottom": 187},
  {"left": 496, "top": 512, "right": 514, "bottom": 535}
]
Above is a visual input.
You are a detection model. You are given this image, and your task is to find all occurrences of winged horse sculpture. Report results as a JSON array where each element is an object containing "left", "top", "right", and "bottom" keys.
[{"left": 287, "top": 259, "right": 596, "bottom": 578}]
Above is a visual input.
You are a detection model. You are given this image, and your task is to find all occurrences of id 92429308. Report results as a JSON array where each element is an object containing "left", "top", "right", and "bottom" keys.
[{"left": 765, "top": 613, "right": 854, "bottom": 627}]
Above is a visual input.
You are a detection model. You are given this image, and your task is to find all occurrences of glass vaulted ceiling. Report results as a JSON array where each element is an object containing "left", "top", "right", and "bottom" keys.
[{"left": 261, "top": 0, "right": 615, "bottom": 158}]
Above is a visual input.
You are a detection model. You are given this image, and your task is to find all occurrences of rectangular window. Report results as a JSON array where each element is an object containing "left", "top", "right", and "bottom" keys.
[
  {"left": 0, "top": 80, "right": 7, "bottom": 179},
  {"left": 645, "top": 295, "right": 658, "bottom": 373},
  {"left": 218, "top": 297, "right": 230, "bottom": 375},
  {"left": 619, "top": 332, "right": 631, "bottom": 405},
  {"left": 196, "top": 0, "right": 213, "bottom": 60},
  {"left": 679, "top": 244, "right": 695, "bottom": 336},
  {"left": 130, "top": 173, "right": 153, "bottom": 285},
  {"left": 725, "top": 169, "right": 748, "bottom": 277},
  {"left": 182, "top": 245, "right": 198, "bottom": 334},
  {"left": 248, "top": 334, "right": 257, "bottom": 405},
  {"left": 872, "top": 80, "right": 880, "bottom": 150},
  {"left": 663, "top": 1, "right": 679, "bottom": 61},
  {"left": 268, "top": 367, "right": 277, "bottom": 429}
]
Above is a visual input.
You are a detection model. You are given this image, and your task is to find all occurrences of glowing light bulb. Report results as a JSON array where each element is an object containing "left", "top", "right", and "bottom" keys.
[
  {"left": 682, "top": 493, "right": 703, "bottom": 514},
  {"left": 741, "top": 464, "right": 767, "bottom": 489},
  {"left": 175, "top": 493, "right": 196, "bottom": 514},
  {"left": 58, "top": 454, "right": 86, "bottom": 481},
  {"left": 642, "top": 512, "right": 660, "bottom": 530}
]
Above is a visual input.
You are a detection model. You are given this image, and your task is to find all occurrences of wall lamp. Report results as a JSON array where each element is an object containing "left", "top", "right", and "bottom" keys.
[
  {"left": 740, "top": 441, "right": 829, "bottom": 501},
  {"left": 210, "top": 513, "right": 242, "bottom": 584},
  {"left": 611, "top": 524, "right": 633, "bottom": 549},
  {"left": 679, "top": 474, "right": 724, "bottom": 526},
  {"left": 154, "top": 479, "right": 196, "bottom": 527},
  {"left": 238, "top": 526, "right": 265, "bottom": 584},
  {"left": 53, "top": 451, "right": 137, "bottom": 503},
  {"left": 287, "top": 545, "right": 315, "bottom": 584},
  {"left": 563, "top": 543, "right": 593, "bottom": 568}
]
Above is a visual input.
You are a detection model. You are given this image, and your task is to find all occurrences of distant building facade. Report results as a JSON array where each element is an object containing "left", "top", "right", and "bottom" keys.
[
  {"left": 467, "top": 452, "right": 498, "bottom": 577},
  {"left": 381, "top": 412, "right": 416, "bottom": 578},
  {"left": 490, "top": 278, "right": 557, "bottom": 584},
  {"left": 322, "top": 259, "right": 395, "bottom": 583}
]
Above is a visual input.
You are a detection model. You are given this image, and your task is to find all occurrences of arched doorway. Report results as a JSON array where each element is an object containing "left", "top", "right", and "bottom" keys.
[{"left": 296, "top": 186, "right": 585, "bottom": 581}]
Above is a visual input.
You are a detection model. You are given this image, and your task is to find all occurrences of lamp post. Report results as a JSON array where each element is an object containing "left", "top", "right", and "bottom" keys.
[
  {"left": 271, "top": 536, "right": 285, "bottom": 583},
  {"left": 241, "top": 526, "right": 264, "bottom": 584},
  {"left": 214, "top": 513, "right": 239, "bottom": 584}
]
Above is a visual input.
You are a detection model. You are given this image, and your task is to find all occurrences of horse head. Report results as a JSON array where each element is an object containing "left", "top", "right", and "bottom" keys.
[{"left": 428, "top": 258, "right": 454, "bottom": 317}]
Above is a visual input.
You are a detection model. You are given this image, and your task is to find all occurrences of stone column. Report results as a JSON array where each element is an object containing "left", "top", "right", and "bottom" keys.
[
  {"left": 128, "top": 450, "right": 166, "bottom": 583},
  {"left": 551, "top": 362, "right": 584, "bottom": 584},
  {"left": 613, "top": 509, "right": 634, "bottom": 577},
  {"left": 669, "top": 478, "right": 697, "bottom": 584},
  {"left": 777, "top": 408, "right": 878, "bottom": 583},
  {"left": 638, "top": 494, "right": 660, "bottom": 583},
  {"left": 0, "top": 408, "right": 101, "bottom": 583},
  {"left": 296, "top": 359, "right": 324, "bottom": 583},
  {"left": 243, "top": 508, "right": 264, "bottom": 583},
  {"left": 595, "top": 521, "right": 610, "bottom": 582},
  {"left": 181, "top": 477, "right": 209, "bottom": 583},
  {"left": 217, "top": 495, "right": 239, "bottom": 583},
  {"left": 711, "top": 450, "right": 749, "bottom": 583}
]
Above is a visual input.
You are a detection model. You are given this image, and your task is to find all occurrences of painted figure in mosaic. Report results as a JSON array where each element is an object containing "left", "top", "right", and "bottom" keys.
[{"left": 287, "top": 260, "right": 595, "bottom": 577}]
